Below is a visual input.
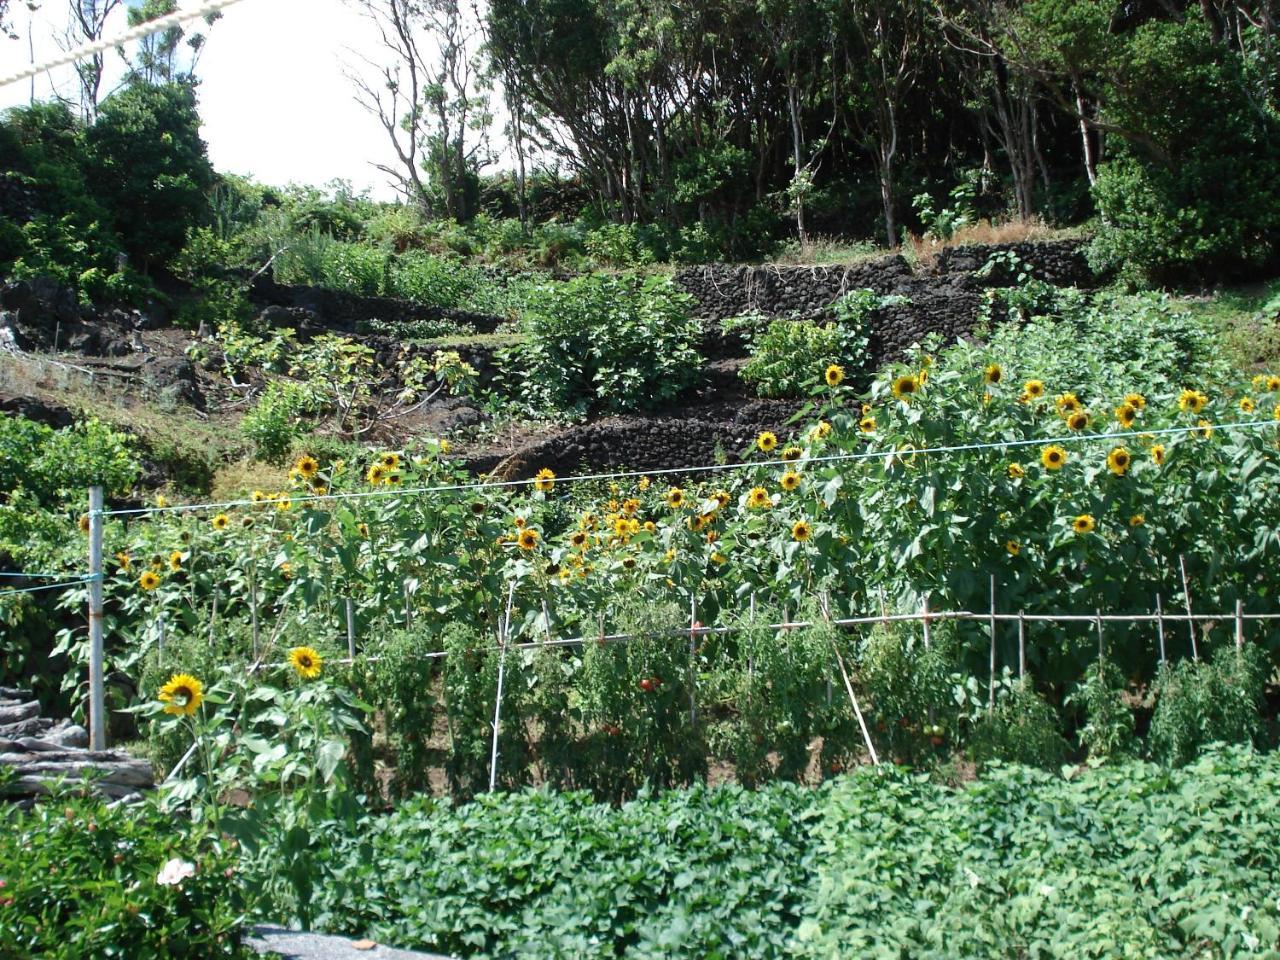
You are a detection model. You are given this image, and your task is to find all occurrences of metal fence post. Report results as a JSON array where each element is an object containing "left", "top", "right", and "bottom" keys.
[{"left": 88, "top": 486, "right": 105, "bottom": 751}]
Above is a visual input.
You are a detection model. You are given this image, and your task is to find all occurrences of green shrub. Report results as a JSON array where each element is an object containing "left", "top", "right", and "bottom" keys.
[
  {"left": 0, "top": 415, "right": 140, "bottom": 503},
  {"left": 1071, "top": 658, "right": 1137, "bottom": 761},
  {"left": 511, "top": 273, "right": 701, "bottom": 415},
  {"left": 968, "top": 677, "right": 1068, "bottom": 770},
  {"left": 740, "top": 319, "right": 852, "bottom": 398},
  {"left": 369, "top": 628, "right": 440, "bottom": 796},
  {"left": 1149, "top": 645, "right": 1267, "bottom": 765},
  {"left": 239, "top": 380, "right": 320, "bottom": 463},
  {"left": 860, "top": 622, "right": 961, "bottom": 765},
  {"left": 0, "top": 792, "right": 250, "bottom": 958}
]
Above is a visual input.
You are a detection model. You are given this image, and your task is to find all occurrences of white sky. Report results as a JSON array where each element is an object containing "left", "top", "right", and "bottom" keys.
[{"left": 1, "top": 0, "right": 430, "bottom": 200}]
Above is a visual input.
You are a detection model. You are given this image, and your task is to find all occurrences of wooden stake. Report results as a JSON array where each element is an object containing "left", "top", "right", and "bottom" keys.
[
  {"left": 1178, "top": 554, "right": 1199, "bottom": 660},
  {"left": 821, "top": 595, "right": 879, "bottom": 765},
  {"left": 208, "top": 590, "right": 218, "bottom": 649},
  {"left": 1094, "top": 609, "right": 1105, "bottom": 659},
  {"left": 403, "top": 580, "right": 413, "bottom": 629},
  {"left": 1155, "top": 594, "right": 1167, "bottom": 665},
  {"left": 249, "top": 567, "right": 260, "bottom": 661}
]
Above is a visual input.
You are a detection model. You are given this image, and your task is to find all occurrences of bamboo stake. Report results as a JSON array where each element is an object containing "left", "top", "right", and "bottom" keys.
[
  {"left": 1236, "top": 599, "right": 1245, "bottom": 654},
  {"left": 688, "top": 595, "right": 698, "bottom": 727},
  {"left": 345, "top": 598, "right": 356, "bottom": 660},
  {"left": 208, "top": 590, "right": 218, "bottom": 649},
  {"left": 821, "top": 595, "right": 879, "bottom": 766},
  {"left": 988, "top": 575, "right": 997, "bottom": 711},
  {"left": 488, "top": 583, "right": 517, "bottom": 793},
  {"left": 1017, "top": 611, "right": 1026, "bottom": 678},
  {"left": 921, "top": 595, "right": 931, "bottom": 650},
  {"left": 1156, "top": 595, "right": 1167, "bottom": 665},
  {"left": 249, "top": 568, "right": 260, "bottom": 661},
  {"left": 1179, "top": 554, "right": 1199, "bottom": 660},
  {"left": 1095, "top": 609, "right": 1105, "bottom": 659},
  {"left": 404, "top": 580, "right": 413, "bottom": 629}
]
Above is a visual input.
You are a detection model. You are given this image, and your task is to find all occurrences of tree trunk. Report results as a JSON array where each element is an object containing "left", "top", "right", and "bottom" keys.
[
  {"left": 1074, "top": 80, "right": 1098, "bottom": 187},
  {"left": 786, "top": 76, "right": 807, "bottom": 244}
]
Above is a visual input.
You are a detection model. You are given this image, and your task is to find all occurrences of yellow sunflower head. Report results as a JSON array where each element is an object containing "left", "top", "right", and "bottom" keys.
[
  {"left": 747, "top": 487, "right": 772, "bottom": 510},
  {"left": 1178, "top": 389, "right": 1208, "bottom": 414},
  {"left": 289, "top": 646, "right": 323, "bottom": 680},
  {"left": 379, "top": 452, "right": 401, "bottom": 470},
  {"left": 158, "top": 673, "right": 203, "bottom": 716},
  {"left": 781, "top": 445, "right": 802, "bottom": 462},
  {"left": 637, "top": 476, "right": 651, "bottom": 491},
  {"left": 824, "top": 364, "right": 845, "bottom": 387},
  {"left": 1106, "top": 447, "right": 1132, "bottom": 476},
  {"left": 859, "top": 416, "right": 876, "bottom": 434},
  {"left": 666, "top": 487, "right": 685, "bottom": 509},
  {"left": 1072, "top": 514, "right": 1096, "bottom": 535},
  {"left": 1129, "top": 514, "right": 1146, "bottom": 527},
  {"left": 1023, "top": 379, "right": 1046, "bottom": 400},
  {"left": 1041, "top": 445, "right": 1068, "bottom": 470},
  {"left": 1240, "top": 396, "right": 1256, "bottom": 414},
  {"left": 1151, "top": 444, "right": 1167, "bottom": 466},
  {"left": 294, "top": 455, "right": 320, "bottom": 479},
  {"left": 791, "top": 520, "right": 812, "bottom": 542},
  {"left": 366, "top": 464, "right": 386, "bottom": 486},
  {"left": 1266, "top": 374, "right": 1280, "bottom": 392},
  {"left": 1007, "top": 463, "right": 1025, "bottom": 480},
  {"left": 1005, "top": 540, "right": 1021, "bottom": 556},
  {"left": 780, "top": 470, "right": 801, "bottom": 492},
  {"left": 211, "top": 513, "right": 230, "bottom": 531},
  {"left": 1125, "top": 392, "right": 1147, "bottom": 411},
  {"left": 1055, "top": 392, "right": 1081, "bottom": 414},
  {"left": 115, "top": 551, "right": 132, "bottom": 571},
  {"left": 533, "top": 467, "right": 556, "bottom": 492},
  {"left": 1194, "top": 419, "right": 1214, "bottom": 439},
  {"left": 139, "top": 570, "right": 161, "bottom": 591},
  {"left": 1066, "top": 410, "right": 1091, "bottom": 432},
  {"left": 1115, "top": 403, "right": 1138, "bottom": 427},
  {"left": 517, "top": 528, "right": 540, "bottom": 551},
  {"left": 891, "top": 374, "right": 920, "bottom": 401},
  {"left": 712, "top": 490, "right": 731, "bottom": 509},
  {"left": 570, "top": 530, "right": 589, "bottom": 549},
  {"left": 812, "top": 420, "right": 833, "bottom": 440},
  {"left": 168, "top": 550, "right": 183, "bottom": 571},
  {"left": 756, "top": 431, "right": 778, "bottom": 453},
  {"left": 252, "top": 490, "right": 268, "bottom": 503},
  {"left": 983, "top": 363, "right": 1003, "bottom": 385}
]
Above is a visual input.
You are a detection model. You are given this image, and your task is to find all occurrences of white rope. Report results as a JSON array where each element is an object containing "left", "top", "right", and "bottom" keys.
[
  {"left": 0, "top": 0, "right": 255, "bottom": 90},
  {"left": 101, "top": 416, "right": 1280, "bottom": 518}
]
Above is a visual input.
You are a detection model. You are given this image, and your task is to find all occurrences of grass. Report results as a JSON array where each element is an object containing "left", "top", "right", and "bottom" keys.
[{"left": 1176, "top": 278, "right": 1280, "bottom": 375}]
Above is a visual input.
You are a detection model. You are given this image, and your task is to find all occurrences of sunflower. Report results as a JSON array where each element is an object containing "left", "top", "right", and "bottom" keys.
[
  {"left": 168, "top": 551, "right": 183, "bottom": 571},
  {"left": 756, "top": 431, "right": 778, "bottom": 453},
  {"left": 517, "top": 528, "right": 540, "bottom": 551},
  {"left": 1005, "top": 540, "right": 1021, "bottom": 556},
  {"left": 1023, "top": 379, "right": 1046, "bottom": 400},
  {"left": 1106, "top": 447, "right": 1132, "bottom": 476},
  {"left": 791, "top": 520, "right": 813, "bottom": 542},
  {"left": 211, "top": 513, "right": 230, "bottom": 531},
  {"left": 1194, "top": 419, "right": 1214, "bottom": 439},
  {"left": 812, "top": 420, "right": 833, "bottom": 440},
  {"left": 1007, "top": 463, "right": 1025, "bottom": 479},
  {"left": 747, "top": 487, "right": 772, "bottom": 510},
  {"left": 379, "top": 452, "right": 401, "bottom": 470},
  {"left": 780, "top": 470, "right": 802, "bottom": 492},
  {"left": 1130, "top": 514, "right": 1146, "bottom": 527},
  {"left": 1041, "top": 445, "right": 1068, "bottom": 470},
  {"left": 637, "top": 476, "right": 651, "bottom": 491},
  {"left": 78, "top": 513, "right": 91, "bottom": 534},
  {"left": 983, "top": 363, "right": 1003, "bottom": 385},
  {"left": 891, "top": 374, "right": 919, "bottom": 401},
  {"left": 533, "top": 468, "right": 556, "bottom": 492},
  {"left": 289, "top": 646, "right": 323, "bottom": 680},
  {"left": 1125, "top": 392, "right": 1147, "bottom": 411},
  {"left": 276, "top": 495, "right": 294, "bottom": 510},
  {"left": 279, "top": 561, "right": 293, "bottom": 581},
  {"left": 1275, "top": 401, "right": 1280, "bottom": 421},
  {"left": 1066, "top": 410, "right": 1091, "bottom": 432},
  {"left": 310, "top": 484, "right": 328, "bottom": 497},
  {"left": 514, "top": 516, "right": 527, "bottom": 529},
  {"left": 859, "top": 416, "right": 876, "bottom": 434},
  {"left": 1240, "top": 396, "right": 1256, "bottom": 414},
  {"left": 252, "top": 490, "right": 268, "bottom": 503},
  {"left": 570, "top": 530, "right": 589, "bottom": 549},
  {"left": 241, "top": 516, "right": 255, "bottom": 529},
  {"left": 824, "top": 364, "right": 845, "bottom": 387},
  {"left": 358, "top": 522, "right": 370, "bottom": 539},
  {"left": 139, "top": 570, "right": 161, "bottom": 591},
  {"left": 781, "top": 445, "right": 803, "bottom": 462},
  {"left": 1072, "top": 514, "right": 1096, "bottom": 535},
  {"left": 1151, "top": 444, "right": 1167, "bottom": 466},
  {"left": 293, "top": 455, "right": 320, "bottom": 479},
  {"left": 1055, "top": 392, "right": 1081, "bottom": 414},
  {"left": 643, "top": 520, "right": 656, "bottom": 532},
  {"left": 115, "top": 551, "right": 132, "bottom": 571},
  {"left": 1178, "top": 389, "right": 1208, "bottom": 414},
  {"left": 1115, "top": 403, "right": 1138, "bottom": 427},
  {"left": 366, "top": 464, "right": 386, "bottom": 486},
  {"left": 158, "top": 673, "right": 203, "bottom": 716},
  {"left": 613, "top": 516, "right": 633, "bottom": 538},
  {"left": 712, "top": 490, "right": 731, "bottom": 509},
  {"left": 666, "top": 487, "right": 686, "bottom": 509},
  {"left": 1267, "top": 375, "right": 1280, "bottom": 392}
]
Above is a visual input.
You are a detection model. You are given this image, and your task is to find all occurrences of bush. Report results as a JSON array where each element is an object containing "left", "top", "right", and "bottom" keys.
[
  {"left": 1148, "top": 645, "right": 1266, "bottom": 765},
  {"left": 239, "top": 380, "right": 321, "bottom": 463},
  {"left": 968, "top": 677, "right": 1068, "bottom": 770},
  {"left": 0, "top": 415, "right": 140, "bottom": 503},
  {"left": 741, "top": 319, "right": 852, "bottom": 398},
  {"left": 0, "top": 791, "right": 249, "bottom": 958},
  {"left": 1071, "top": 658, "right": 1137, "bottom": 761},
  {"left": 511, "top": 273, "right": 701, "bottom": 415}
]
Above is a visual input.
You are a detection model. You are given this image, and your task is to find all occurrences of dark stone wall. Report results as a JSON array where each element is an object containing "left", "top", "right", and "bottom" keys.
[{"left": 674, "top": 239, "right": 1094, "bottom": 367}]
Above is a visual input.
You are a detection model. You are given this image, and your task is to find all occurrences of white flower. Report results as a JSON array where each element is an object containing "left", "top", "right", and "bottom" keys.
[{"left": 156, "top": 857, "right": 196, "bottom": 887}]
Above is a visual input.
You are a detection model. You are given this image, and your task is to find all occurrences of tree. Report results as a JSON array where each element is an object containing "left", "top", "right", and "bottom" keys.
[
  {"left": 82, "top": 80, "right": 215, "bottom": 268},
  {"left": 123, "top": 0, "right": 219, "bottom": 85},
  {"left": 59, "top": 0, "right": 122, "bottom": 121},
  {"left": 348, "top": 0, "right": 493, "bottom": 220}
]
